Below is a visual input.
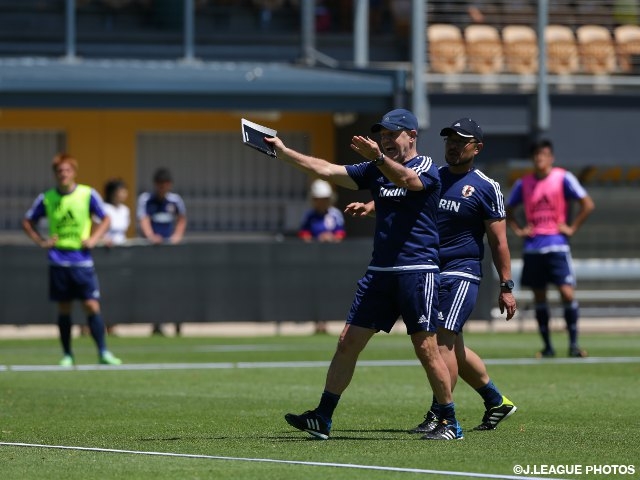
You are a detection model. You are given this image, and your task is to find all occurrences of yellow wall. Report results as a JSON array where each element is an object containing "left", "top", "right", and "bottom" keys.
[{"left": 0, "top": 109, "right": 335, "bottom": 233}]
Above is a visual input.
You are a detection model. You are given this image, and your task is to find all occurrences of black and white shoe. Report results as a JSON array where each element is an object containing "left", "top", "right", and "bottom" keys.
[
  {"left": 421, "top": 419, "right": 464, "bottom": 440},
  {"left": 473, "top": 396, "right": 517, "bottom": 431},
  {"left": 285, "top": 410, "right": 331, "bottom": 440},
  {"left": 408, "top": 410, "right": 438, "bottom": 434}
]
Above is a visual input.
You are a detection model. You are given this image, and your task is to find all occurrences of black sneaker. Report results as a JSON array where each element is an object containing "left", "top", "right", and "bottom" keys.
[
  {"left": 421, "top": 420, "right": 463, "bottom": 440},
  {"left": 535, "top": 348, "right": 556, "bottom": 358},
  {"left": 284, "top": 410, "right": 331, "bottom": 440},
  {"left": 569, "top": 347, "right": 588, "bottom": 358},
  {"left": 473, "top": 396, "right": 517, "bottom": 431},
  {"left": 408, "top": 410, "right": 438, "bottom": 434}
]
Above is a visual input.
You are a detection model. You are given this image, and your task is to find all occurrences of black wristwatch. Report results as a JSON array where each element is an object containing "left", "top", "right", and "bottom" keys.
[
  {"left": 500, "top": 279, "right": 515, "bottom": 291},
  {"left": 372, "top": 153, "right": 385, "bottom": 166}
]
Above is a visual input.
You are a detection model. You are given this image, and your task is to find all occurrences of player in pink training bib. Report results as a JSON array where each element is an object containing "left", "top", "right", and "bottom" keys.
[{"left": 506, "top": 139, "right": 595, "bottom": 358}]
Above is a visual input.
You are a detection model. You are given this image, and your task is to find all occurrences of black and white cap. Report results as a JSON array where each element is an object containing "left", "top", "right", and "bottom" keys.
[{"left": 440, "top": 118, "right": 483, "bottom": 142}]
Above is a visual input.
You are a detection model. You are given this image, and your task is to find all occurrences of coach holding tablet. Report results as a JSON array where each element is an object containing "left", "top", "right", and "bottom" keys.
[{"left": 265, "top": 109, "right": 463, "bottom": 441}]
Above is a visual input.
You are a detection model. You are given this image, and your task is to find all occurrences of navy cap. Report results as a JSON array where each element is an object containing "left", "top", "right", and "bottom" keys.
[
  {"left": 371, "top": 108, "right": 419, "bottom": 133},
  {"left": 440, "top": 118, "right": 483, "bottom": 142}
]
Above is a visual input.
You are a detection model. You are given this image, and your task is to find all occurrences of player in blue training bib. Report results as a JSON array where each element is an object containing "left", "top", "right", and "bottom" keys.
[{"left": 266, "top": 109, "right": 461, "bottom": 441}]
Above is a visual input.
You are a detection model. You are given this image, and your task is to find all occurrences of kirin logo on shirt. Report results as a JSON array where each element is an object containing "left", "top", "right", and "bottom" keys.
[{"left": 379, "top": 186, "right": 407, "bottom": 198}]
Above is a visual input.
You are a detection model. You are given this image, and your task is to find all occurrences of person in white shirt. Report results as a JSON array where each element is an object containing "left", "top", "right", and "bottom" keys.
[{"left": 103, "top": 179, "right": 130, "bottom": 247}]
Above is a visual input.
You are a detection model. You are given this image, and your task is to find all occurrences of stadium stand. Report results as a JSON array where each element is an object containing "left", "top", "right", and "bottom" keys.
[
  {"left": 545, "top": 24, "right": 580, "bottom": 74},
  {"left": 427, "top": 23, "right": 467, "bottom": 74},
  {"left": 576, "top": 24, "right": 617, "bottom": 74},
  {"left": 549, "top": 0, "right": 577, "bottom": 29},
  {"left": 1, "top": 0, "right": 639, "bottom": 325},
  {"left": 614, "top": 24, "right": 640, "bottom": 73},
  {"left": 464, "top": 24, "right": 504, "bottom": 74},
  {"left": 502, "top": 24, "right": 538, "bottom": 74},
  {"left": 501, "top": 0, "right": 536, "bottom": 27},
  {"left": 575, "top": 0, "right": 615, "bottom": 30}
]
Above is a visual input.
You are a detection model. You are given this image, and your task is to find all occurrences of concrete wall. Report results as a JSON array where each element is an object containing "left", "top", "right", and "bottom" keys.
[
  {"left": 0, "top": 240, "right": 499, "bottom": 326},
  {"left": 0, "top": 241, "right": 372, "bottom": 325}
]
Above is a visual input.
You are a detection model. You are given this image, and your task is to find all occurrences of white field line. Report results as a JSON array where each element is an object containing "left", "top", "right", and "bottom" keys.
[
  {"left": 0, "top": 441, "right": 568, "bottom": 480},
  {"left": 1, "top": 356, "right": 639, "bottom": 372}
]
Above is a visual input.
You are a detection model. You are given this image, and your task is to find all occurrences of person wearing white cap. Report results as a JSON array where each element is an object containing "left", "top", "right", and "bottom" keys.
[
  {"left": 298, "top": 179, "right": 345, "bottom": 334},
  {"left": 298, "top": 179, "right": 346, "bottom": 244}
]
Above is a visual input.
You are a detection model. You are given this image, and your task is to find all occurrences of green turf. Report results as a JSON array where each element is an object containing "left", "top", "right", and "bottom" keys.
[{"left": 1, "top": 331, "right": 638, "bottom": 479}]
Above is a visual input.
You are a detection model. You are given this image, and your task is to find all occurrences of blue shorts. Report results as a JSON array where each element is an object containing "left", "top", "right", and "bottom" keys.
[
  {"left": 347, "top": 270, "right": 439, "bottom": 334},
  {"left": 49, "top": 265, "right": 101, "bottom": 302},
  {"left": 521, "top": 251, "right": 576, "bottom": 289},
  {"left": 438, "top": 276, "right": 479, "bottom": 333}
]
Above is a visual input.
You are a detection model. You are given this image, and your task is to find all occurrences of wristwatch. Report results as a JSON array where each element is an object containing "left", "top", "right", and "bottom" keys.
[
  {"left": 372, "top": 153, "right": 385, "bottom": 166},
  {"left": 500, "top": 279, "right": 515, "bottom": 291}
]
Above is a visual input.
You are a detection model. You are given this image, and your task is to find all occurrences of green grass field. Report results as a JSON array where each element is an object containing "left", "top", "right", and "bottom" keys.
[{"left": 1, "top": 330, "right": 638, "bottom": 480}]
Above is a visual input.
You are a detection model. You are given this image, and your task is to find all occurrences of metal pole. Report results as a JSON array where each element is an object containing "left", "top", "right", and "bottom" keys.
[
  {"left": 412, "top": 0, "right": 429, "bottom": 130},
  {"left": 183, "top": 0, "right": 196, "bottom": 62},
  {"left": 64, "top": 0, "right": 77, "bottom": 61},
  {"left": 353, "top": 0, "right": 369, "bottom": 68},
  {"left": 301, "top": 0, "right": 316, "bottom": 66},
  {"left": 537, "top": 0, "right": 550, "bottom": 134}
]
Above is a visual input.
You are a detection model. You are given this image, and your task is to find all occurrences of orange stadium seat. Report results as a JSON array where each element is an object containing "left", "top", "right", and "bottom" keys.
[
  {"left": 545, "top": 24, "right": 579, "bottom": 74},
  {"left": 427, "top": 23, "right": 467, "bottom": 74},
  {"left": 614, "top": 24, "right": 640, "bottom": 73},
  {"left": 464, "top": 24, "right": 504, "bottom": 74},
  {"left": 502, "top": 24, "right": 538, "bottom": 74},
  {"left": 576, "top": 24, "right": 617, "bottom": 74}
]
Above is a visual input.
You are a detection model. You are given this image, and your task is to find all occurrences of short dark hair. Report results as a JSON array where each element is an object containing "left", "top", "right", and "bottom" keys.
[
  {"left": 104, "top": 178, "right": 126, "bottom": 204},
  {"left": 153, "top": 167, "right": 173, "bottom": 183},
  {"left": 530, "top": 139, "right": 554, "bottom": 156}
]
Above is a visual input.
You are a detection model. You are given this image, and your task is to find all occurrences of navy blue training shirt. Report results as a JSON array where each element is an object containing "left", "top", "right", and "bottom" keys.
[
  {"left": 345, "top": 155, "right": 441, "bottom": 271},
  {"left": 437, "top": 166, "right": 505, "bottom": 281}
]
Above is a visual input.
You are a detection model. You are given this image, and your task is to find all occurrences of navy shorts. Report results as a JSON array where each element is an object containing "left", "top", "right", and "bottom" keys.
[
  {"left": 49, "top": 265, "right": 101, "bottom": 302},
  {"left": 347, "top": 270, "right": 439, "bottom": 334},
  {"left": 521, "top": 251, "right": 576, "bottom": 289},
  {"left": 438, "top": 276, "right": 479, "bottom": 333}
]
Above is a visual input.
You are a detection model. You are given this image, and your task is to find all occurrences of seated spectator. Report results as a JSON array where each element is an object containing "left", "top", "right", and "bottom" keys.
[
  {"left": 298, "top": 179, "right": 346, "bottom": 243},
  {"left": 298, "top": 179, "right": 345, "bottom": 334},
  {"left": 137, "top": 167, "right": 187, "bottom": 337},
  {"left": 102, "top": 178, "right": 130, "bottom": 247},
  {"left": 137, "top": 167, "right": 187, "bottom": 246}
]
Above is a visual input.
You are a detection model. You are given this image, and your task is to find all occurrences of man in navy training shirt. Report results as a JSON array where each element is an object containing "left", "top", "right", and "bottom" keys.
[
  {"left": 137, "top": 167, "right": 187, "bottom": 336},
  {"left": 266, "top": 108, "right": 462, "bottom": 440},
  {"left": 137, "top": 167, "right": 187, "bottom": 245}
]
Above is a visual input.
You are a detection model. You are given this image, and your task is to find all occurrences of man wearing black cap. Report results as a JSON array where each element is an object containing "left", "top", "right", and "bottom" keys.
[
  {"left": 414, "top": 118, "right": 518, "bottom": 432},
  {"left": 265, "top": 109, "right": 462, "bottom": 440},
  {"left": 347, "top": 117, "right": 519, "bottom": 434}
]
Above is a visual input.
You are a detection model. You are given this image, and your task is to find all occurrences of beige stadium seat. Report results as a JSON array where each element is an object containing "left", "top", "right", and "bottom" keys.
[
  {"left": 614, "top": 24, "right": 640, "bottom": 73},
  {"left": 576, "top": 25, "right": 617, "bottom": 74},
  {"left": 464, "top": 24, "right": 504, "bottom": 74},
  {"left": 545, "top": 24, "right": 579, "bottom": 74},
  {"left": 427, "top": 23, "right": 466, "bottom": 74},
  {"left": 502, "top": 24, "right": 538, "bottom": 74}
]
